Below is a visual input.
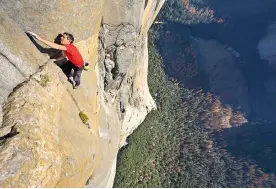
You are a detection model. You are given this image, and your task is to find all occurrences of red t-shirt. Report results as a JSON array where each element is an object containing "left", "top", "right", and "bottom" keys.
[{"left": 64, "top": 44, "right": 84, "bottom": 67}]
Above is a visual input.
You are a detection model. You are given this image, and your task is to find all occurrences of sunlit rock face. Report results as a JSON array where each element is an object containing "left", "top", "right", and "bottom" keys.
[
  {"left": 0, "top": 0, "right": 104, "bottom": 42},
  {"left": 0, "top": 6, "right": 46, "bottom": 127},
  {"left": 0, "top": 0, "right": 163, "bottom": 187}
]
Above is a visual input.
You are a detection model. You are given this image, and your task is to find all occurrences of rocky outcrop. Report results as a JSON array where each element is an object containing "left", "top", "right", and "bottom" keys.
[
  {"left": 0, "top": 0, "right": 163, "bottom": 187},
  {"left": 1, "top": 63, "right": 65, "bottom": 187}
]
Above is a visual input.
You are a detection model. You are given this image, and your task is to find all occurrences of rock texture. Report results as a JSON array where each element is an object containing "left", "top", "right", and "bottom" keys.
[
  {"left": 97, "top": 0, "right": 164, "bottom": 146},
  {"left": 1, "top": 63, "right": 65, "bottom": 187},
  {"left": 0, "top": 0, "right": 104, "bottom": 42},
  {"left": 0, "top": 0, "right": 163, "bottom": 187},
  {"left": 0, "top": 6, "right": 47, "bottom": 126}
]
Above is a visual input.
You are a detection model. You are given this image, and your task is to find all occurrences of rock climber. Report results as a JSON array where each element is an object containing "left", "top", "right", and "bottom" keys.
[{"left": 27, "top": 31, "right": 85, "bottom": 89}]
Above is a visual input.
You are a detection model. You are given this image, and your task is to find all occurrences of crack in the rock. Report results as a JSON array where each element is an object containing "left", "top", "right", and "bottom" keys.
[
  {"left": 66, "top": 88, "right": 81, "bottom": 112},
  {"left": 0, "top": 52, "right": 27, "bottom": 78},
  {"left": 0, "top": 123, "right": 19, "bottom": 142}
]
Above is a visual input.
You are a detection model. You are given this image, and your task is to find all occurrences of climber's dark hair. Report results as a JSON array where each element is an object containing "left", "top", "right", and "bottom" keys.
[{"left": 63, "top": 32, "right": 74, "bottom": 44}]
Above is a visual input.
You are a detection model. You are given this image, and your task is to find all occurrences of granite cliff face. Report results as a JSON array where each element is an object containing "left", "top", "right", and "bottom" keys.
[
  {"left": 0, "top": 0, "right": 164, "bottom": 187},
  {"left": 98, "top": 0, "right": 164, "bottom": 147}
]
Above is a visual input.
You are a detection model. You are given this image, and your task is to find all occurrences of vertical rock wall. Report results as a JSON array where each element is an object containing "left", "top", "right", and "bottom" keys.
[{"left": 98, "top": 0, "right": 165, "bottom": 146}]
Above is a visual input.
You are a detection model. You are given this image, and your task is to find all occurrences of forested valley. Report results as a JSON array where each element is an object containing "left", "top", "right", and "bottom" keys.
[{"left": 114, "top": 0, "right": 276, "bottom": 187}]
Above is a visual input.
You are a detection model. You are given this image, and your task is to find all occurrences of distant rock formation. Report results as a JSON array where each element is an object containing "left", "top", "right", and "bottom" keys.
[
  {"left": 0, "top": 0, "right": 164, "bottom": 187},
  {"left": 193, "top": 38, "right": 250, "bottom": 115},
  {"left": 258, "top": 22, "right": 276, "bottom": 71}
]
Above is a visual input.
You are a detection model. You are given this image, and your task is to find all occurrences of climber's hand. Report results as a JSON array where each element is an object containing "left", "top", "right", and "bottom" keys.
[{"left": 27, "top": 31, "right": 42, "bottom": 40}]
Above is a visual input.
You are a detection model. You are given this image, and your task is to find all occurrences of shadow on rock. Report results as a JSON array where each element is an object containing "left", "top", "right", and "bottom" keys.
[{"left": 26, "top": 32, "right": 63, "bottom": 59}]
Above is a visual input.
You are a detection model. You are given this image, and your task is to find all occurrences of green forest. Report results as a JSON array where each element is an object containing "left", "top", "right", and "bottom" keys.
[{"left": 114, "top": 1, "right": 276, "bottom": 187}]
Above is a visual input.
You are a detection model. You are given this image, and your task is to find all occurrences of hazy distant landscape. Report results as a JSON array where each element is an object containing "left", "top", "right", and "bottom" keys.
[{"left": 115, "top": 0, "right": 276, "bottom": 187}]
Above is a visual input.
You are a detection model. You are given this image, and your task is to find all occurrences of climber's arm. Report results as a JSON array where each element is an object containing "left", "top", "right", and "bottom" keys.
[
  {"left": 38, "top": 37, "right": 67, "bottom": 51},
  {"left": 27, "top": 31, "right": 67, "bottom": 51}
]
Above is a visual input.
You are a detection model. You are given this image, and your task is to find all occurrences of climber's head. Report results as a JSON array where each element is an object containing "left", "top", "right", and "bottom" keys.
[{"left": 61, "top": 32, "right": 74, "bottom": 44}]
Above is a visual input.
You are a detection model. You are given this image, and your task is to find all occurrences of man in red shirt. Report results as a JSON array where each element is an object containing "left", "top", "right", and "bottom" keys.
[{"left": 27, "top": 31, "right": 84, "bottom": 89}]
